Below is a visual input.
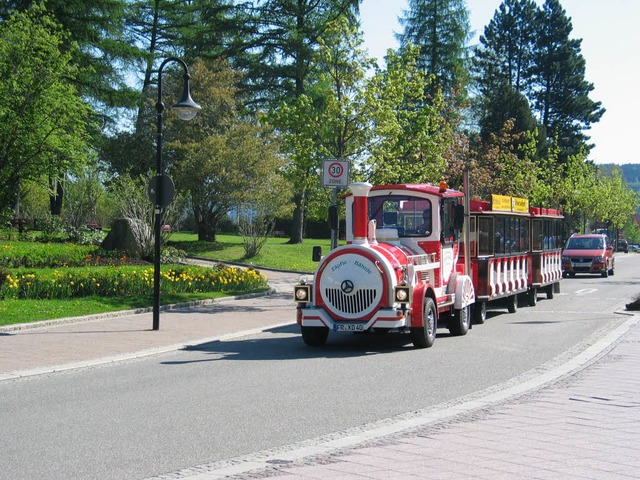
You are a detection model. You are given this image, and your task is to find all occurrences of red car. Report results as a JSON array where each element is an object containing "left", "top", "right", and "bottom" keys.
[{"left": 562, "top": 234, "right": 615, "bottom": 278}]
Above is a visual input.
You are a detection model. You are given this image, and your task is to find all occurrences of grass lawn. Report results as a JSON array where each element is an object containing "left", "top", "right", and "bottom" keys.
[
  {"left": 168, "top": 232, "right": 334, "bottom": 272},
  {"left": 0, "top": 292, "right": 231, "bottom": 327}
]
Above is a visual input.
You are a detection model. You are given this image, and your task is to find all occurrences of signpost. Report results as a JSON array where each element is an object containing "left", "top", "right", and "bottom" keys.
[
  {"left": 323, "top": 160, "right": 350, "bottom": 249},
  {"left": 323, "top": 159, "right": 350, "bottom": 188}
]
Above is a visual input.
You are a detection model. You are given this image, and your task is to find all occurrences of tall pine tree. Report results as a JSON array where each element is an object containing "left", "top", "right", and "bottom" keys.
[
  {"left": 472, "top": 0, "right": 537, "bottom": 98},
  {"left": 397, "top": 0, "right": 471, "bottom": 100},
  {"left": 531, "top": 0, "right": 604, "bottom": 160}
]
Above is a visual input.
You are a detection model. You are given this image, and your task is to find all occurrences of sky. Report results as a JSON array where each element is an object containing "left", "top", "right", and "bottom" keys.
[{"left": 360, "top": 0, "right": 640, "bottom": 165}]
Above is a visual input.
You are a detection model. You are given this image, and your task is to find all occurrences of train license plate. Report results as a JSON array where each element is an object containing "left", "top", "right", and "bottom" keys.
[{"left": 334, "top": 323, "right": 366, "bottom": 332}]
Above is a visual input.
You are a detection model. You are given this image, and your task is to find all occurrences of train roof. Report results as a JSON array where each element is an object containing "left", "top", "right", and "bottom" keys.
[{"left": 368, "top": 183, "right": 464, "bottom": 198}]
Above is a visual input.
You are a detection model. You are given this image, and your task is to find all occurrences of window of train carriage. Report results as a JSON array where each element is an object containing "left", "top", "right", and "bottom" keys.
[
  {"left": 494, "top": 217, "right": 506, "bottom": 254},
  {"left": 478, "top": 216, "right": 494, "bottom": 256},
  {"left": 532, "top": 218, "right": 543, "bottom": 251},
  {"left": 368, "top": 196, "right": 432, "bottom": 237},
  {"left": 441, "top": 198, "right": 459, "bottom": 243},
  {"left": 542, "top": 219, "right": 561, "bottom": 250},
  {"left": 506, "top": 217, "right": 528, "bottom": 254},
  {"left": 505, "top": 217, "right": 517, "bottom": 254},
  {"left": 519, "top": 218, "right": 530, "bottom": 252}
]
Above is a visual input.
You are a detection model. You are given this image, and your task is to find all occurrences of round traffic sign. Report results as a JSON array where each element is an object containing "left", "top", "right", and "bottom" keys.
[
  {"left": 328, "top": 162, "right": 344, "bottom": 178},
  {"left": 148, "top": 174, "right": 175, "bottom": 208}
]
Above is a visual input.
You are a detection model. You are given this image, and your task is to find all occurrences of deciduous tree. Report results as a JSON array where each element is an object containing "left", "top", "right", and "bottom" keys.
[{"left": 0, "top": 5, "right": 93, "bottom": 214}]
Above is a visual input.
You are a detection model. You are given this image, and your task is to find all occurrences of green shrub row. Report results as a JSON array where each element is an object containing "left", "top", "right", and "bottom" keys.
[
  {"left": 0, "top": 264, "right": 268, "bottom": 300},
  {"left": 0, "top": 241, "right": 102, "bottom": 268}
]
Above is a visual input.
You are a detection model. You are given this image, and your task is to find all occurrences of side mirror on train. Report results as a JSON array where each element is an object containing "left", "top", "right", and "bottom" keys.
[
  {"left": 454, "top": 204, "right": 465, "bottom": 231},
  {"left": 312, "top": 246, "right": 323, "bottom": 262}
]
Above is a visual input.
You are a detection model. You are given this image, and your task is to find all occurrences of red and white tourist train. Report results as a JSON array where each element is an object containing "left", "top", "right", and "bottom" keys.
[{"left": 294, "top": 180, "right": 564, "bottom": 348}]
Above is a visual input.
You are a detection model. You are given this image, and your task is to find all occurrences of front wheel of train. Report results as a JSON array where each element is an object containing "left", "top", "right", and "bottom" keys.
[
  {"left": 411, "top": 297, "right": 437, "bottom": 349},
  {"left": 301, "top": 326, "right": 329, "bottom": 346},
  {"left": 448, "top": 304, "right": 470, "bottom": 336}
]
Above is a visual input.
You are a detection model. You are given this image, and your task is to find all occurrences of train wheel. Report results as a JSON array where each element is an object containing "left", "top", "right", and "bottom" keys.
[
  {"left": 449, "top": 305, "right": 470, "bottom": 336},
  {"left": 411, "top": 297, "right": 437, "bottom": 349},
  {"left": 507, "top": 294, "right": 518, "bottom": 313},
  {"left": 472, "top": 301, "right": 486, "bottom": 324},
  {"left": 301, "top": 326, "right": 329, "bottom": 346},
  {"left": 528, "top": 288, "right": 538, "bottom": 306},
  {"left": 546, "top": 284, "right": 555, "bottom": 299}
]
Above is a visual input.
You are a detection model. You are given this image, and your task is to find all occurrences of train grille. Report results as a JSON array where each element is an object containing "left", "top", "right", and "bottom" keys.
[{"left": 324, "top": 288, "right": 378, "bottom": 315}]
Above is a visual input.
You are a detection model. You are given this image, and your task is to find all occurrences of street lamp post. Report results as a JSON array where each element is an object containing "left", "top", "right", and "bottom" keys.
[{"left": 153, "top": 57, "right": 201, "bottom": 331}]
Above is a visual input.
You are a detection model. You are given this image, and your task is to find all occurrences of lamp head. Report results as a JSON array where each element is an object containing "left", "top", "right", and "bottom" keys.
[{"left": 172, "top": 73, "right": 201, "bottom": 121}]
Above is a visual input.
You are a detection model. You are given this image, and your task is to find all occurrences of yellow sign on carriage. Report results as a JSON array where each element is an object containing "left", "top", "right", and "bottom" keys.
[{"left": 491, "top": 194, "right": 529, "bottom": 213}]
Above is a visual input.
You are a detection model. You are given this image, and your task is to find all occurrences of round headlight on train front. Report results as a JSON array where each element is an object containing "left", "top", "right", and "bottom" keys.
[
  {"left": 295, "top": 286, "right": 309, "bottom": 301},
  {"left": 394, "top": 285, "right": 411, "bottom": 304}
]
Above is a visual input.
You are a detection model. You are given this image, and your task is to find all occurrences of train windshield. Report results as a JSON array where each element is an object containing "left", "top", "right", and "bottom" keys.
[{"left": 368, "top": 195, "right": 433, "bottom": 237}]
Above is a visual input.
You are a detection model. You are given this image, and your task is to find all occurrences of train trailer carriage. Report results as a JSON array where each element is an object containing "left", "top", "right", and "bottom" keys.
[
  {"left": 468, "top": 196, "right": 563, "bottom": 324},
  {"left": 294, "top": 182, "right": 563, "bottom": 348}
]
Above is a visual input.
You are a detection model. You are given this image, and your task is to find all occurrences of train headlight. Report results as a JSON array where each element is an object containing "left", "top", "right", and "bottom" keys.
[
  {"left": 394, "top": 285, "right": 411, "bottom": 304},
  {"left": 294, "top": 285, "right": 311, "bottom": 302}
]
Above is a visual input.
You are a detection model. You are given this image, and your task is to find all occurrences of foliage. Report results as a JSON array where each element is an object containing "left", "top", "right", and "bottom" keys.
[
  {"left": 61, "top": 164, "right": 105, "bottom": 231},
  {"left": 0, "top": 0, "right": 143, "bottom": 115},
  {"left": 0, "top": 4, "right": 94, "bottom": 212},
  {"left": 268, "top": 17, "right": 373, "bottom": 240},
  {"left": 472, "top": 119, "right": 539, "bottom": 199},
  {"left": 171, "top": 59, "right": 286, "bottom": 242},
  {"left": 472, "top": 0, "right": 603, "bottom": 163},
  {"left": 362, "top": 47, "right": 450, "bottom": 185},
  {"left": 160, "top": 245, "right": 187, "bottom": 264}
]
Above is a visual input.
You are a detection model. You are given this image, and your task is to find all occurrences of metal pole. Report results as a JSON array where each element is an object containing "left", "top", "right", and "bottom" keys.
[
  {"left": 463, "top": 170, "right": 471, "bottom": 276},
  {"left": 153, "top": 65, "right": 166, "bottom": 331},
  {"left": 331, "top": 187, "right": 338, "bottom": 250}
]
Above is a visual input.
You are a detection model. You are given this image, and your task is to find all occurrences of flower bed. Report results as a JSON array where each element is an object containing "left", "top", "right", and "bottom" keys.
[{"left": 0, "top": 264, "right": 267, "bottom": 300}]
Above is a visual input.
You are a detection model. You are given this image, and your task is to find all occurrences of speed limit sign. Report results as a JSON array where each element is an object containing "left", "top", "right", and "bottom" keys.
[{"left": 323, "top": 159, "right": 350, "bottom": 187}]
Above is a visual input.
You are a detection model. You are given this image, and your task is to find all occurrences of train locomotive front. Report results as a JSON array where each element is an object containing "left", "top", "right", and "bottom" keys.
[{"left": 294, "top": 182, "right": 476, "bottom": 348}]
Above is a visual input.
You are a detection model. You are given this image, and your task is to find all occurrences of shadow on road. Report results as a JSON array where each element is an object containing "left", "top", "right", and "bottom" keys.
[{"left": 161, "top": 323, "right": 468, "bottom": 365}]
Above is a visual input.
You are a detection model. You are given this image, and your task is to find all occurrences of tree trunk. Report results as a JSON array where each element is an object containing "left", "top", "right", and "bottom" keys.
[
  {"left": 288, "top": 191, "right": 304, "bottom": 244},
  {"left": 195, "top": 205, "right": 217, "bottom": 242},
  {"left": 49, "top": 177, "right": 64, "bottom": 216}
]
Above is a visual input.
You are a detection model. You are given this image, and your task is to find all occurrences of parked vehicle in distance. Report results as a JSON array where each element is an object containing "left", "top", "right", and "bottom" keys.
[
  {"left": 629, "top": 244, "right": 640, "bottom": 253},
  {"left": 617, "top": 239, "right": 629, "bottom": 253},
  {"left": 561, "top": 233, "right": 615, "bottom": 278}
]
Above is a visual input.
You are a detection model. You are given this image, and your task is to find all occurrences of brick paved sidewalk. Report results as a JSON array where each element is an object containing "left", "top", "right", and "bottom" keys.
[{"left": 0, "top": 269, "right": 300, "bottom": 381}]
